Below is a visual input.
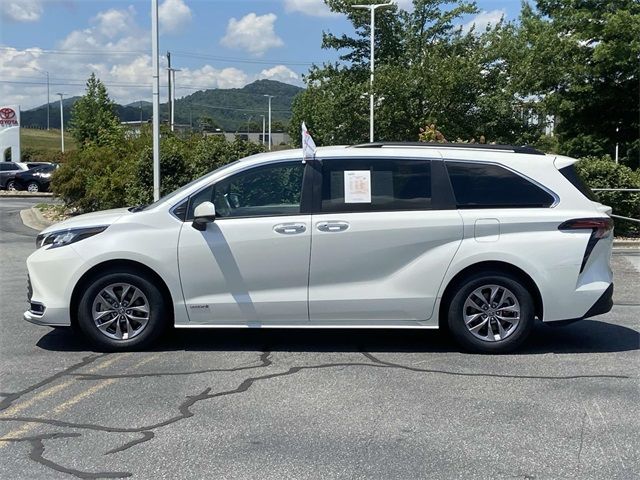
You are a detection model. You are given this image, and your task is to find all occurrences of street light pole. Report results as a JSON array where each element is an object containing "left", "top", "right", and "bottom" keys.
[
  {"left": 247, "top": 115, "right": 253, "bottom": 138},
  {"left": 615, "top": 125, "right": 620, "bottom": 164},
  {"left": 260, "top": 115, "right": 265, "bottom": 145},
  {"left": 263, "top": 95, "right": 274, "bottom": 150},
  {"left": 56, "top": 93, "right": 65, "bottom": 153},
  {"left": 352, "top": 3, "right": 393, "bottom": 142},
  {"left": 151, "top": 0, "right": 161, "bottom": 201}
]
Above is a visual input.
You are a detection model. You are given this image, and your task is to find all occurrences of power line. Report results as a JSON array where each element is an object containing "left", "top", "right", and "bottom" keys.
[{"left": 0, "top": 46, "right": 318, "bottom": 67}]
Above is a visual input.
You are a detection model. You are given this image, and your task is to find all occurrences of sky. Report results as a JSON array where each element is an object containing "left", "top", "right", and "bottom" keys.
[{"left": 0, "top": 0, "right": 522, "bottom": 110}]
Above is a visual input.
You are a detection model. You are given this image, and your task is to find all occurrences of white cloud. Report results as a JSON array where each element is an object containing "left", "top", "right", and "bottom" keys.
[
  {"left": 159, "top": 0, "right": 192, "bottom": 34},
  {"left": 220, "top": 13, "right": 284, "bottom": 57},
  {"left": 1, "top": 0, "right": 43, "bottom": 22},
  {"left": 462, "top": 9, "right": 506, "bottom": 33},
  {"left": 283, "top": 0, "right": 337, "bottom": 18},
  {"left": 92, "top": 6, "right": 138, "bottom": 39},
  {"left": 259, "top": 65, "right": 301, "bottom": 85}
]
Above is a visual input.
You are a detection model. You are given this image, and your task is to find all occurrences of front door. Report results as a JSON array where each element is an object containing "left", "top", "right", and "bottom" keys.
[
  {"left": 178, "top": 161, "right": 311, "bottom": 325},
  {"left": 308, "top": 157, "right": 463, "bottom": 325}
]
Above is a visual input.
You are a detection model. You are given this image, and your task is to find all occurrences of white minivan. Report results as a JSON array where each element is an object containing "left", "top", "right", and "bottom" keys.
[{"left": 25, "top": 143, "right": 614, "bottom": 353}]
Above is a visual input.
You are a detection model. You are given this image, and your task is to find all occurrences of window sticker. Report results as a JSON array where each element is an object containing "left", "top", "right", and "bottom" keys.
[{"left": 344, "top": 170, "right": 371, "bottom": 203}]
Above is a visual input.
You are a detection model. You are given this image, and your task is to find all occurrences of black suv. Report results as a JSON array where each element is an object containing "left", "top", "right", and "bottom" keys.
[{"left": 14, "top": 163, "right": 59, "bottom": 192}]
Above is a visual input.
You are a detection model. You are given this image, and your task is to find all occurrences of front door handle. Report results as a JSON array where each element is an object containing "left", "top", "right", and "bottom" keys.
[
  {"left": 317, "top": 221, "right": 349, "bottom": 233},
  {"left": 273, "top": 223, "right": 306, "bottom": 235}
]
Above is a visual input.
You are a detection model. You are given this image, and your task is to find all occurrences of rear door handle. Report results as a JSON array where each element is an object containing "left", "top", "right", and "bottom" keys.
[
  {"left": 317, "top": 221, "right": 349, "bottom": 233},
  {"left": 273, "top": 223, "right": 306, "bottom": 235}
]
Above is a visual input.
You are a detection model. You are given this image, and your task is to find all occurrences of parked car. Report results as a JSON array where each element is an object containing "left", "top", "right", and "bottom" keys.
[
  {"left": 26, "top": 161, "right": 56, "bottom": 169},
  {"left": 25, "top": 143, "right": 614, "bottom": 353},
  {"left": 0, "top": 161, "right": 29, "bottom": 190},
  {"left": 14, "top": 163, "right": 59, "bottom": 192}
]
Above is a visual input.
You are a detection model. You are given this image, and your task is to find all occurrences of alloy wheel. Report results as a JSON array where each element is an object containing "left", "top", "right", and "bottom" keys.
[
  {"left": 91, "top": 283, "right": 150, "bottom": 340},
  {"left": 463, "top": 284, "right": 521, "bottom": 342}
]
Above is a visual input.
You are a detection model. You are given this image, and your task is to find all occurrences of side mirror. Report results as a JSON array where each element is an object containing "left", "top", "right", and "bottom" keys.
[{"left": 192, "top": 201, "right": 216, "bottom": 231}]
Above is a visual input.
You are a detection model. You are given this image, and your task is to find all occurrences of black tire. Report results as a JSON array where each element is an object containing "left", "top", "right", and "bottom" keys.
[
  {"left": 26, "top": 181, "right": 40, "bottom": 192},
  {"left": 77, "top": 268, "right": 169, "bottom": 351},
  {"left": 447, "top": 271, "right": 534, "bottom": 354},
  {"left": 6, "top": 180, "right": 16, "bottom": 191}
]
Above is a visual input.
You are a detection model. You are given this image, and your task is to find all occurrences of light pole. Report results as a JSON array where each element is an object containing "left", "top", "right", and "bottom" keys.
[
  {"left": 151, "top": 0, "right": 161, "bottom": 201},
  {"left": 615, "top": 124, "right": 620, "bottom": 164},
  {"left": 263, "top": 95, "right": 274, "bottom": 150},
  {"left": 56, "top": 93, "right": 65, "bottom": 153},
  {"left": 260, "top": 115, "right": 265, "bottom": 145},
  {"left": 246, "top": 115, "right": 253, "bottom": 139},
  {"left": 168, "top": 67, "right": 181, "bottom": 131},
  {"left": 351, "top": 2, "right": 393, "bottom": 142}
]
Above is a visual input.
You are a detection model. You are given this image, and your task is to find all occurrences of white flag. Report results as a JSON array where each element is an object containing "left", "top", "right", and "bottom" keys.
[{"left": 301, "top": 122, "right": 316, "bottom": 161}]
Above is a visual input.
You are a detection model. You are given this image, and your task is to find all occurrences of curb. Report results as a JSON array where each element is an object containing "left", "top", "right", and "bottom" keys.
[
  {"left": 613, "top": 241, "right": 640, "bottom": 248},
  {"left": 0, "top": 193, "right": 54, "bottom": 199},
  {"left": 20, "top": 207, "right": 54, "bottom": 232}
]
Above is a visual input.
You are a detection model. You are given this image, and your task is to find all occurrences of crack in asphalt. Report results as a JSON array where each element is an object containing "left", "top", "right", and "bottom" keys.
[
  {"left": 0, "top": 432, "right": 131, "bottom": 479},
  {"left": 74, "top": 351, "right": 273, "bottom": 380},
  {"left": 0, "top": 353, "right": 107, "bottom": 411},
  {"left": 0, "top": 351, "right": 631, "bottom": 478}
]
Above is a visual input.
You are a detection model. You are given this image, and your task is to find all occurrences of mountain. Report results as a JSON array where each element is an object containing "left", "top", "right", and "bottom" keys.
[{"left": 20, "top": 80, "right": 303, "bottom": 132}]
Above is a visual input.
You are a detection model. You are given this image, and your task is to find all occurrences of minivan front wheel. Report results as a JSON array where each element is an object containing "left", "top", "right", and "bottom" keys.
[
  {"left": 447, "top": 272, "right": 534, "bottom": 353},
  {"left": 77, "top": 270, "right": 168, "bottom": 351}
]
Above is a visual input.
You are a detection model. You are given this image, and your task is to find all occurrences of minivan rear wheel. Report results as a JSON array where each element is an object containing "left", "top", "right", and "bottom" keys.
[
  {"left": 77, "top": 270, "right": 168, "bottom": 351},
  {"left": 447, "top": 272, "right": 534, "bottom": 353}
]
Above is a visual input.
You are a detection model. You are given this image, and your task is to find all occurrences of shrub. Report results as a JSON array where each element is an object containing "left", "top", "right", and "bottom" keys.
[
  {"left": 575, "top": 156, "right": 640, "bottom": 236},
  {"left": 52, "top": 131, "right": 265, "bottom": 212}
]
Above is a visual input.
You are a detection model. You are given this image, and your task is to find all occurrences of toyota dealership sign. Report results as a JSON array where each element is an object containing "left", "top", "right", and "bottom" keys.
[{"left": 0, "top": 105, "right": 21, "bottom": 162}]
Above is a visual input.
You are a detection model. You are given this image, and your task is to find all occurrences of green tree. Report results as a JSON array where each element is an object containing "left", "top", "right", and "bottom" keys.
[
  {"left": 69, "top": 73, "right": 123, "bottom": 147},
  {"left": 504, "top": 1, "right": 640, "bottom": 164},
  {"left": 290, "top": 0, "right": 539, "bottom": 145}
]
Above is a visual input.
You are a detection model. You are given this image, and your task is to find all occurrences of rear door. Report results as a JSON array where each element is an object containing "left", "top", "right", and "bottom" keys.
[{"left": 308, "top": 157, "right": 463, "bottom": 325}]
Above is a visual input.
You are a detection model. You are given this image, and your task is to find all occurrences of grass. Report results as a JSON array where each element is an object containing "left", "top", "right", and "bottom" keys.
[{"left": 21, "top": 128, "right": 76, "bottom": 153}]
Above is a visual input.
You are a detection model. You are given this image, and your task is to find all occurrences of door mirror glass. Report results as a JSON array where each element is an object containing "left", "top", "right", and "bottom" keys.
[{"left": 192, "top": 201, "right": 216, "bottom": 231}]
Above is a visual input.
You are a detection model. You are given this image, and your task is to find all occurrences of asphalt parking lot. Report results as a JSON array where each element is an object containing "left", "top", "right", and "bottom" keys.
[{"left": 0, "top": 198, "right": 638, "bottom": 480}]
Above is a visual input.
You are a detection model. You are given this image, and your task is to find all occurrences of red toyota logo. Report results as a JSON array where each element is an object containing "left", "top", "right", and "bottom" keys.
[{"left": 0, "top": 108, "right": 16, "bottom": 120}]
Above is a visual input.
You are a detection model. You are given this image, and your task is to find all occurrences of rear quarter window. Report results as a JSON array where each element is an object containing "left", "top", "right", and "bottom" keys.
[
  {"left": 446, "top": 161, "right": 555, "bottom": 208},
  {"left": 559, "top": 164, "right": 597, "bottom": 201}
]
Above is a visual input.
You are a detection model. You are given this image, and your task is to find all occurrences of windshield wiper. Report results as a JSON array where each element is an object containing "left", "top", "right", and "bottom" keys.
[{"left": 128, "top": 204, "right": 147, "bottom": 212}]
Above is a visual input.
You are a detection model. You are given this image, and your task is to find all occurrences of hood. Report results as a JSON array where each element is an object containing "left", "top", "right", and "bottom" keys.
[{"left": 40, "top": 207, "right": 130, "bottom": 234}]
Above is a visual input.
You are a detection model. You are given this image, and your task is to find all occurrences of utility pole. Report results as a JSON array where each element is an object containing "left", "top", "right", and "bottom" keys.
[
  {"left": 56, "top": 93, "right": 65, "bottom": 153},
  {"left": 263, "top": 95, "right": 274, "bottom": 150},
  {"left": 167, "top": 51, "right": 172, "bottom": 129},
  {"left": 152, "top": 0, "right": 161, "bottom": 201},
  {"left": 351, "top": 3, "right": 393, "bottom": 142},
  {"left": 168, "top": 67, "right": 181, "bottom": 131},
  {"left": 32, "top": 67, "right": 50, "bottom": 130},
  {"left": 260, "top": 115, "right": 265, "bottom": 145}
]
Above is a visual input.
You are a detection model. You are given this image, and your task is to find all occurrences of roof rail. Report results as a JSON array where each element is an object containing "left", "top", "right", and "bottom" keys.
[{"left": 349, "top": 142, "right": 545, "bottom": 156}]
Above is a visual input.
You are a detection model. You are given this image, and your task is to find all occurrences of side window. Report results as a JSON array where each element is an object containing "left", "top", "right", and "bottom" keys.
[
  {"left": 446, "top": 161, "right": 555, "bottom": 208},
  {"left": 321, "top": 159, "right": 432, "bottom": 213},
  {"left": 187, "top": 162, "right": 305, "bottom": 219},
  {"left": 0, "top": 163, "right": 16, "bottom": 172}
]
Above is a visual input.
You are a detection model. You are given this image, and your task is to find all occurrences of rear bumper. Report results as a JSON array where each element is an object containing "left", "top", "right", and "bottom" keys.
[
  {"left": 547, "top": 283, "right": 613, "bottom": 326},
  {"left": 583, "top": 283, "right": 614, "bottom": 318}
]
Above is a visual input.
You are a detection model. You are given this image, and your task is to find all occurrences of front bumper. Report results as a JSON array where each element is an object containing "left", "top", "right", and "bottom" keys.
[{"left": 23, "top": 244, "right": 83, "bottom": 327}]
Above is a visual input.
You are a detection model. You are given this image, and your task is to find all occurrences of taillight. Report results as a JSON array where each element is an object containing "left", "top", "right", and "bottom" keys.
[{"left": 558, "top": 217, "right": 613, "bottom": 272}]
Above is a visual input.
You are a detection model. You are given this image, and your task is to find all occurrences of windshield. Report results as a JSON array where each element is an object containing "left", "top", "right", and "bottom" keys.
[{"left": 139, "top": 160, "right": 241, "bottom": 211}]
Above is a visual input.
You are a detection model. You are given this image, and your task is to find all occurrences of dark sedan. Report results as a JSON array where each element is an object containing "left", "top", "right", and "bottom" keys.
[{"left": 14, "top": 163, "right": 59, "bottom": 192}]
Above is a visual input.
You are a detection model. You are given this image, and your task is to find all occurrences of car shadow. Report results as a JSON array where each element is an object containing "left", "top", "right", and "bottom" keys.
[{"left": 36, "top": 319, "right": 639, "bottom": 355}]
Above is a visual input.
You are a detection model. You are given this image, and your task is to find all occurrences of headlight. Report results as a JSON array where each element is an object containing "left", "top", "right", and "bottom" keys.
[{"left": 36, "top": 226, "right": 108, "bottom": 249}]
